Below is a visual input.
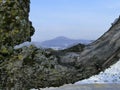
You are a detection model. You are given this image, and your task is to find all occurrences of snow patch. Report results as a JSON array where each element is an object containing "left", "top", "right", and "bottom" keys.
[{"left": 75, "top": 60, "right": 120, "bottom": 84}]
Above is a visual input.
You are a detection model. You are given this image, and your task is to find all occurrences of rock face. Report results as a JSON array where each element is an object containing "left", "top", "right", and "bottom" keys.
[
  {"left": 0, "top": 0, "right": 120, "bottom": 90},
  {"left": 0, "top": 0, "right": 34, "bottom": 89},
  {"left": 0, "top": 0, "right": 34, "bottom": 47}
]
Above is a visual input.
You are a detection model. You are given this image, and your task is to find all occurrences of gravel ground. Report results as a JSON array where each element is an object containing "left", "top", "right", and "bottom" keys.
[{"left": 32, "top": 84, "right": 120, "bottom": 90}]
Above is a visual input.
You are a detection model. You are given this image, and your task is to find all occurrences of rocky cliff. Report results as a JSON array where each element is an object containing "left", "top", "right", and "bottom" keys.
[{"left": 0, "top": 0, "right": 120, "bottom": 90}]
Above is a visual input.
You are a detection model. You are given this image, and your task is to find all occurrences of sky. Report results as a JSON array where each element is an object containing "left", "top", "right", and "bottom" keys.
[{"left": 29, "top": 0, "right": 120, "bottom": 42}]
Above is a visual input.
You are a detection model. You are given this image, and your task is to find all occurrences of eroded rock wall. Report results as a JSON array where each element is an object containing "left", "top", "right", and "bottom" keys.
[{"left": 0, "top": 0, "right": 34, "bottom": 47}]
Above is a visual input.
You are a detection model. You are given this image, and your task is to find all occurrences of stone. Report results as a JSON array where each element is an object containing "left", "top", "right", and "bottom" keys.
[{"left": 0, "top": 0, "right": 34, "bottom": 47}]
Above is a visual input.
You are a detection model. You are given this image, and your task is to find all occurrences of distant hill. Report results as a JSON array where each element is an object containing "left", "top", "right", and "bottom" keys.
[
  {"left": 39, "top": 36, "right": 93, "bottom": 49},
  {"left": 15, "top": 36, "right": 93, "bottom": 50}
]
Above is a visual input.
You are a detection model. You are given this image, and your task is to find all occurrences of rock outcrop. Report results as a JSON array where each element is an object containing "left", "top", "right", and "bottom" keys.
[
  {"left": 0, "top": 0, "right": 120, "bottom": 90},
  {"left": 0, "top": 0, "right": 34, "bottom": 47}
]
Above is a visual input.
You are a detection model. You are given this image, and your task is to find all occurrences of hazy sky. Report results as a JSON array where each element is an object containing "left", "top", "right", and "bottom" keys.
[{"left": 29, "top": 0, "right": 120, "bottom": 42}]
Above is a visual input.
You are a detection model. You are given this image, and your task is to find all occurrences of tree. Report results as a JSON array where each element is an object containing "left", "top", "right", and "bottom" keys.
[{"left": 0, "top": 0, "right": 120, "bottom": 90}]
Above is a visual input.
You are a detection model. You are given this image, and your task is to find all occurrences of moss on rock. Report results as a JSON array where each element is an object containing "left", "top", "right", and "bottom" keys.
[{"left": 0, "top": 0, "right": 34, "bottom": 47}]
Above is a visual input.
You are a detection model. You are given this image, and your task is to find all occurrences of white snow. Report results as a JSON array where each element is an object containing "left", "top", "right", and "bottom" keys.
[{"left": 75, "top": 59, "right": 120, "bottom": 84}]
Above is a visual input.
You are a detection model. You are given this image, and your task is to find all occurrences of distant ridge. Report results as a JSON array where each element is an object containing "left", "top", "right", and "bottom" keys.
[
  {"left": 15, "top": 36, "right": 93, "bottom": 50},
  {"left": 39, "top": 36, "right": 93, "bottom": 49}
]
